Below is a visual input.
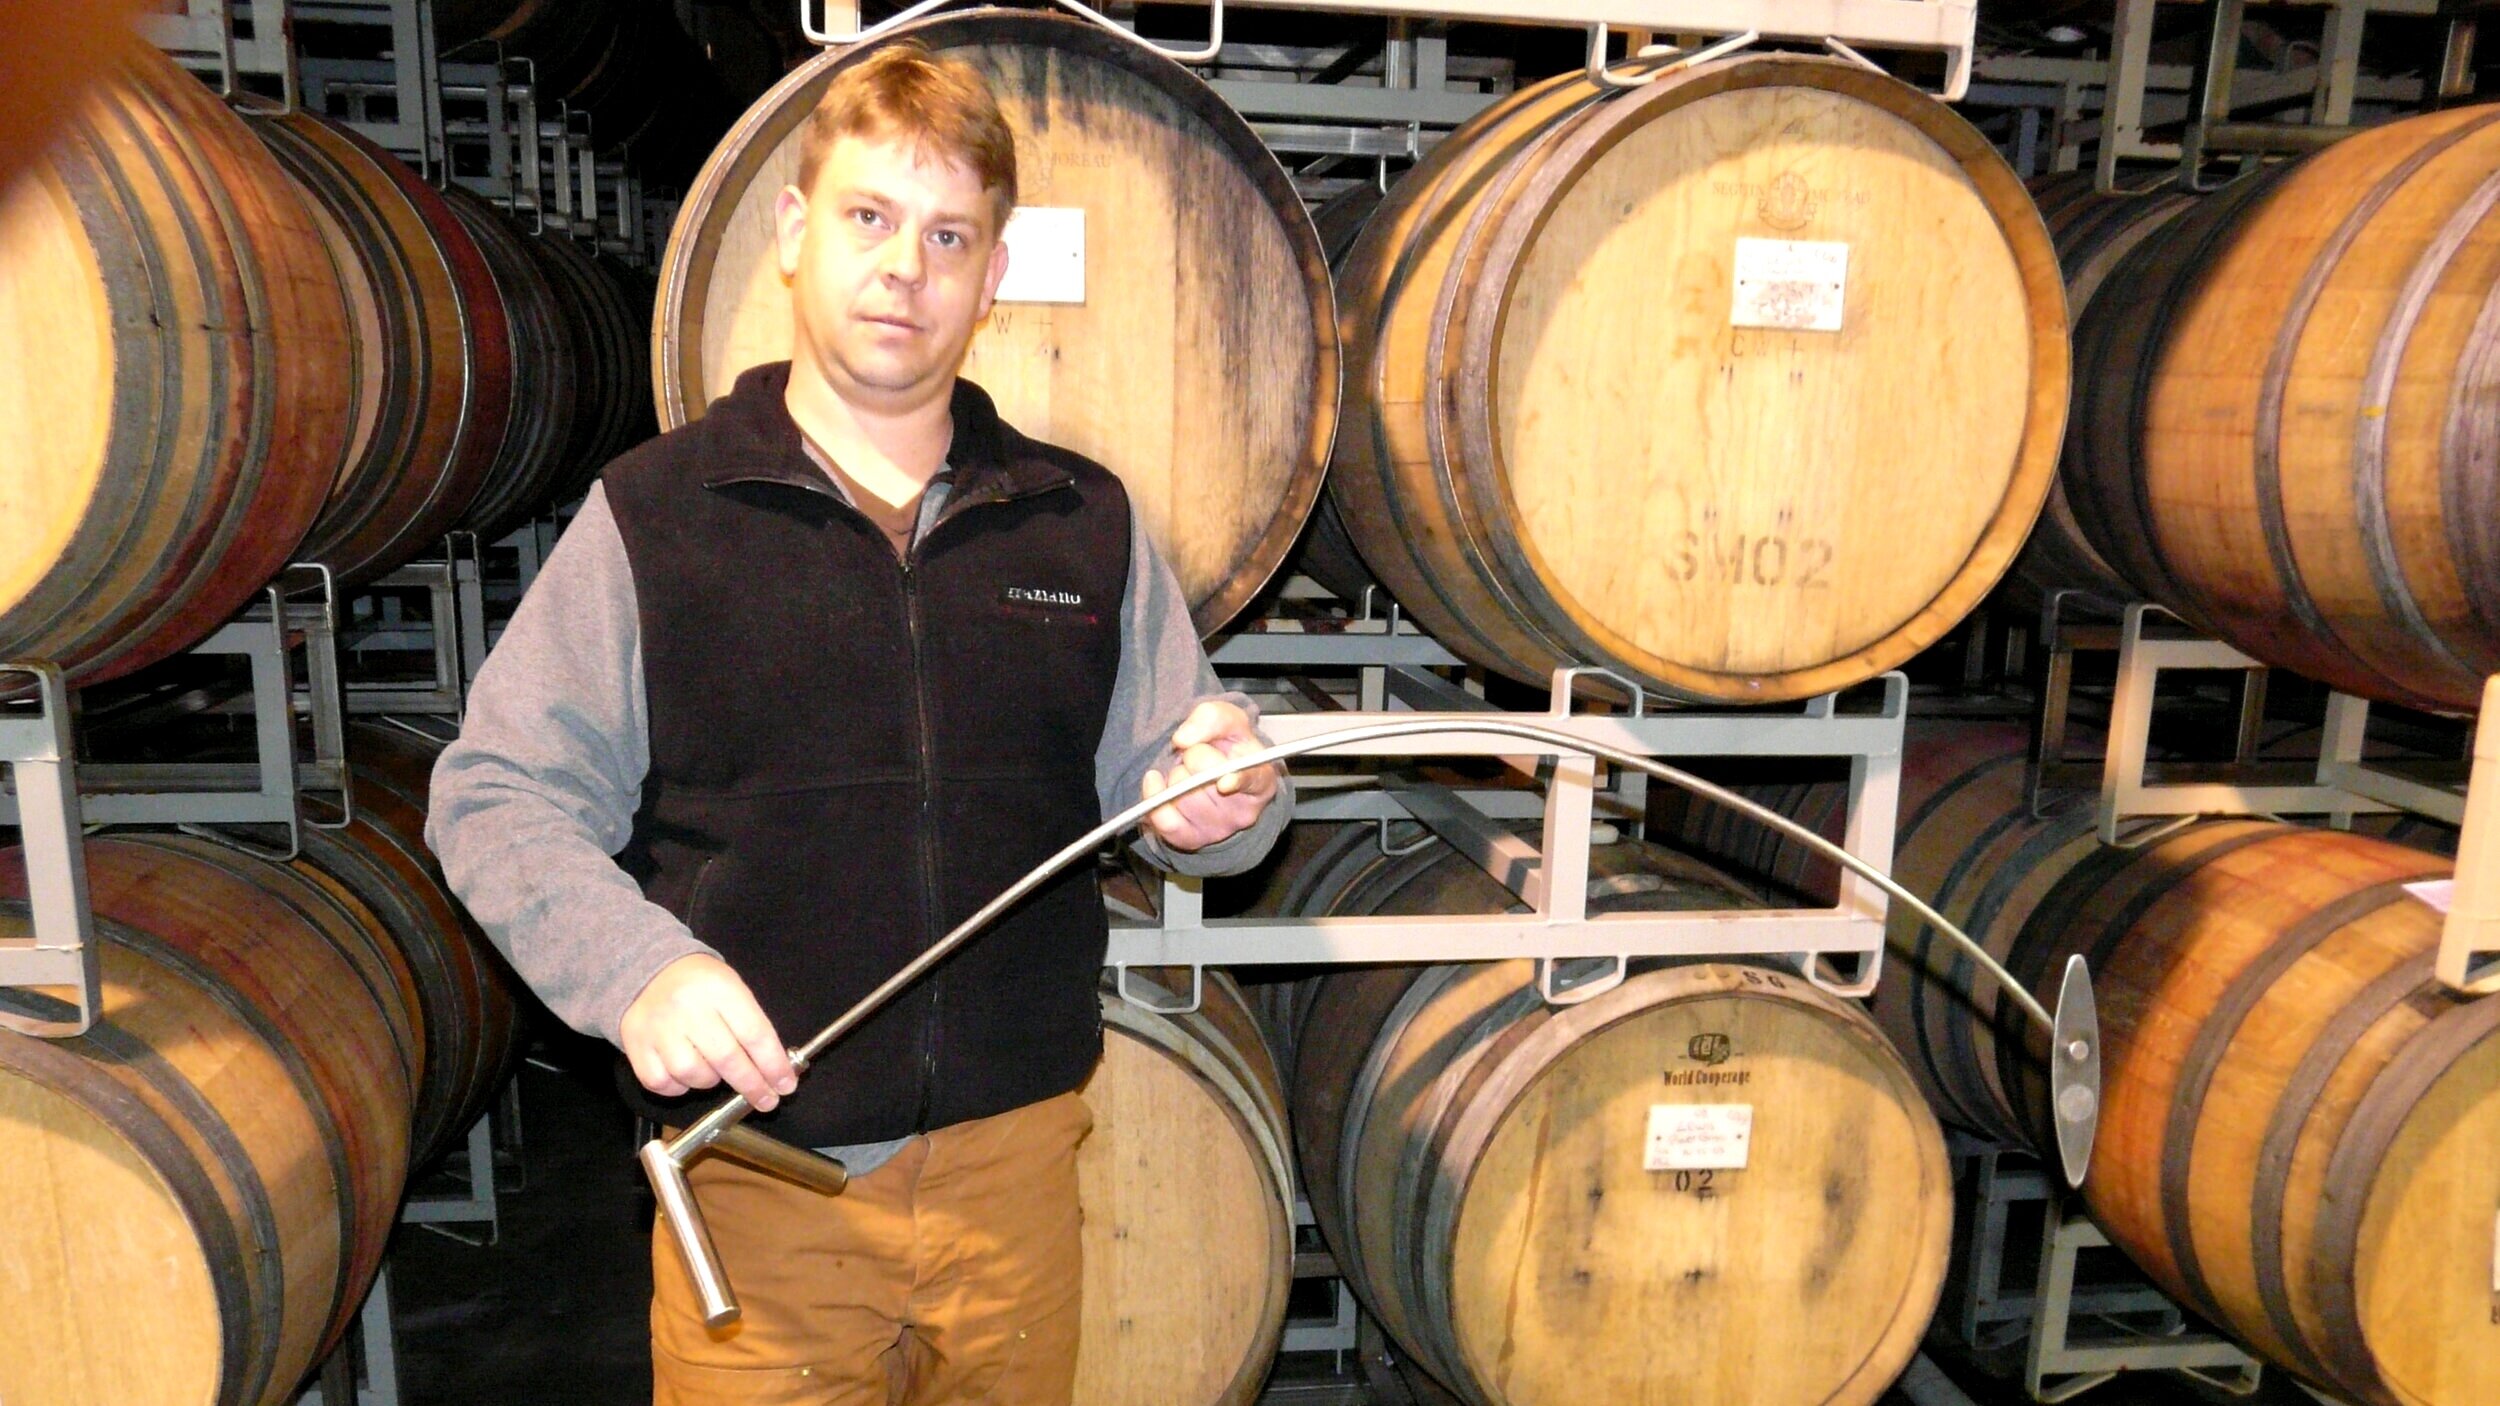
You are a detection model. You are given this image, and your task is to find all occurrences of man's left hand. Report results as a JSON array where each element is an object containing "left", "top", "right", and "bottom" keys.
[{"left": 1143, "top": 700, "right": 1278, "bottom": 852}]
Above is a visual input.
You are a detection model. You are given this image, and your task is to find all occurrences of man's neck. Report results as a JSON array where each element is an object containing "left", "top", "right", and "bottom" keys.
[{"left": 783, "top": 360, "right": 955, "bottom": 510}]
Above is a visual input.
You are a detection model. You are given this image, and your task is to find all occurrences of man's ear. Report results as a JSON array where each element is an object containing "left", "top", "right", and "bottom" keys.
[
  {"left": 976, "top": 225, "right": 1011, "bottom": 318},
  {"left": 774, "top": 184, "right": 808, "bottom": 281}
]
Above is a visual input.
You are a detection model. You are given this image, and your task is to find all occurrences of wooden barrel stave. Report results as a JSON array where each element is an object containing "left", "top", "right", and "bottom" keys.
[
  {"left": 1282, "top": 828, "right": 1950, "bottom": 1406},
  {"left": 249, "top": 108, "right": 514, "bottom": 583},
  {"left": 1077, "top": 969, "right": 1292, "bottom": 1406},
  {"left": 446, "top": 188, "right": 583, "bottom": 541},
  {"left": 655, "top": 11, "right": 1336, "bottom": 635},
  {"left": 2005, "top": 174, "right": 2197, "bottom": 607},
  {"left": 81, "top": 837, "right": 422, "bottom": 1358},
  {"left": 301, "top": 720, "right": 525, "bottom": 1169},
  {"left": 0, "top": 48, "right": 352, "bottom": 685}
]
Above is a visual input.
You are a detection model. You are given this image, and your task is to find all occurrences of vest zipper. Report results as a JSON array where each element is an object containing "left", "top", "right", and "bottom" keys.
[
  {"left": 901, "top": 544, "right": 946, "bottom": 1134},
  {"left": 791, "top": 473, "right": 1068, "bottom": 1135}
]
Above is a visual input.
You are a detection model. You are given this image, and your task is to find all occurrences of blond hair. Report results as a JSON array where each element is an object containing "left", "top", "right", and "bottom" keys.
[{"left": 796, "top": 42, "right": 1017, "bottom": 229}]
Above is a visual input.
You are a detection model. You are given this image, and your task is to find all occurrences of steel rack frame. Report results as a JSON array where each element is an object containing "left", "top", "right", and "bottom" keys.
[
  {"left": 805, "top": 0, "right": 1980, "bottom": 99},
  {"left": 1108, "top": 625, "right": 1906, "bottom": 1015},
  {"left": 2027, "top": 599, "right": 2498, "bottom": 997},
  {"left": 1942, "top": 1140, "right": 2264, "bottom": 1402}
]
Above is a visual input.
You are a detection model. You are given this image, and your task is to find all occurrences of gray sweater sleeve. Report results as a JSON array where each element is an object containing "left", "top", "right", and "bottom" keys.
[
  {"left": 1096, "top": 499, "right": 1293, "bottom": 878},
  {"left": 425, "top": 484, "right": 713, "bottom": 1044}
]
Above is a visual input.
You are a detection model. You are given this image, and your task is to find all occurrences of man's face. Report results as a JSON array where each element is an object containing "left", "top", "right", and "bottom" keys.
[{"left": 776, "top": 132, "right": 1009, "bottom": 412}]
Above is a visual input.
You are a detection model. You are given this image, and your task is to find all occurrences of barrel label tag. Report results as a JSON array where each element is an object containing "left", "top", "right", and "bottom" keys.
[
  {"left": 1730, "top": 238, "right": 1847, "bottom": 333},
  {"left": 998, "top": 207, "right": 1085, "bottom": 305},
  {"left": 1645, "top": 1103, "right": 1753, "bottom": 1172}
]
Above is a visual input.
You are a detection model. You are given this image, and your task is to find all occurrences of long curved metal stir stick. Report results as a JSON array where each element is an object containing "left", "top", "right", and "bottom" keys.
[{"left": 645, "top": 715, "right": 2101, "bottom": 1325}]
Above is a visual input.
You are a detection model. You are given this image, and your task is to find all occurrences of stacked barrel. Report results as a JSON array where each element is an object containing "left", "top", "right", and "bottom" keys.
[
  {"left": 0, "top": 724, "right": 520, "bottom": 1406},
  {"left": 0, "top": 44, "right": 565, "bottom": 1404},
  {"left": 0, "top": 42, "right": 652, "bottom": 688},
  {"left": 1654, "top": 725, "right": 2498, "bottom": 1406},
  {"left": 2014, "top": 107, "right": 2500, "bottom": 714}
]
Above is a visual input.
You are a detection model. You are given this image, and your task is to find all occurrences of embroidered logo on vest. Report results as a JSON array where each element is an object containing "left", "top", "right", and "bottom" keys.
[{"left": 1004, "top": 586, "right": 1085, "bottom": 608}]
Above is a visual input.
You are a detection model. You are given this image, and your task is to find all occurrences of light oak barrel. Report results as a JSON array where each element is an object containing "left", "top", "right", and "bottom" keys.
[
  {"left": 1282, "top": 827, "right": 1952, "bottom": 1406},
  {"left": 0, "top": 835, "right": 421, "bottom": 1406},
  {"left": 653, "top": 10, "right": 1338, "bottom": 634},
  {"left": 1330, "top": 56, "right": 2067, "bottom": 703},
  {"left": 0, "top": 46, "right": 353, "bottom": 686},
  {"left": 247, "top": 106, "right": 515, "bottom": 584},
  {"left": 1076, "top": 969, "right": 1293, "bottom": 1406},
  {"left": 1654, "top": 724, "right": 2500, "bottom": 1406},
  {"left": 2066, "top": 104, "right": 2500, "bottom": 711}
]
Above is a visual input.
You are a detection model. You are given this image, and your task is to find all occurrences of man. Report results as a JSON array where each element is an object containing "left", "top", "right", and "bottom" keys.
[{"left": 427, "top": 41, "right": 1287, "bottom": 1406}]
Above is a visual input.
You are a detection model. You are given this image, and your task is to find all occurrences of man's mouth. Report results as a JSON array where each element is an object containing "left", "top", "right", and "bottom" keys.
[{"left": 860, "top": 313, "right": 920, "bottom": 331}]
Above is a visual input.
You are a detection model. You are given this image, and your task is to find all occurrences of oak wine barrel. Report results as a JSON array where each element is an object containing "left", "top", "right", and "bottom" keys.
[
  {"left": 1655, "top": 725, "right": 2500, "bottom": 1406},
  {"left": 2066, "top": 103, "right": 2500, "bottom": 711},
  {"left": 248, "top": 106, "right": 516, "bottom": 585},
  {"left": 2004, "top": 172, "right": 2198, "bottom": 608},
  {"left": 531, "top": 232, "right": 656, "bottom": 510},
  {"left": 296, "top": 721, "right": 525, "bottom": 1170},
  {"left": 1076, "top": 970, "right": 1293, "bottom": 1406},
  {"left": 0, "top": 835, "right": 421, "bottom": 1406},
  {"left": 0, "top": 45, "right": 353, "bottom": 686},
  {"left": 1330, "top": 56, "right": 2067, "bottom": 703},
  {"left": 1282, "top": 826, "right": 1951, "bottom": 1406},
  {"left": 655, "top": 10, "right": 1339, "bottom": 635},
  {"left": 443, "top": 186, "right": 584, "bottom": 542}
]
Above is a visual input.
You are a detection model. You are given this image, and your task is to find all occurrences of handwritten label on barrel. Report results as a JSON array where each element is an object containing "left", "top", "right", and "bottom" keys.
[
  {"left": 1731, "top": 238, "right": 1847, "bottom": 333},
  {"left": 998, "top": 207, "right": 1085, "bottom": 305},
  {"left": 1645, "top": 1104, "right": 1753, "bottom": 1172}
]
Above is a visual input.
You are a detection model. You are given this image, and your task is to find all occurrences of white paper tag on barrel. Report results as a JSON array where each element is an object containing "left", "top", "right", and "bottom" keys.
[
  {"left": 1730, "top": 237, "right": 1849, "bottom": 332},
  {"left": 996, "top": 206, "right": 1085, "bottom": 304},
  {"left": 1644, "top": 1103, "right": 1754, "bottom": 1171}
]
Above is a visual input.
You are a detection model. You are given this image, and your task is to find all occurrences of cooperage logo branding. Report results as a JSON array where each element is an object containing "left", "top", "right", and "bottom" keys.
[
  {"left": 1687, "top": 1033, "right": 1733, "bottom": 1067},
  {"left": 1004, "top": 586, "right": 1084, "bottom": 607}
]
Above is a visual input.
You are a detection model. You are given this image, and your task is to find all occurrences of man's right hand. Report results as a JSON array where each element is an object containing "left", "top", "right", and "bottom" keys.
[{"left": 619, "top": 953, "right": 800, "bottom": 1112}]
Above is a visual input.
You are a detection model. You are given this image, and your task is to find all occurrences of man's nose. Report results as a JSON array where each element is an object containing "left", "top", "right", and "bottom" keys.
[{"left": 879, "top": 226, "right": 926, "bottom": 285}]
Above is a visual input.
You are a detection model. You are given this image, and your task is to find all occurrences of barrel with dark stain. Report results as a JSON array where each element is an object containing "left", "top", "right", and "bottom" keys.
[
  {"left": 248, "top": 106, "right": 515, "bottom": 584},
  {"left": 2065, "top": 104, "right": 2500, "bottom": 711},
  {"left": 1281, "top": 827, "right": 1951, "bottom": 1406},
  {"left": 0, "top": 836, "right": 420, "bottom": 1406},
  {"left": 1653, "top": 726, "right": 2500, "bottom": 1406},
  {"left": 1331, "top": 57, "right": 2067, "bottom": 702},
  {"left": 655, "top": 11, "right": 1337, "bottom": 635},
  {"left": 0, "top": 46, "right": 352, "bottom": 685}
]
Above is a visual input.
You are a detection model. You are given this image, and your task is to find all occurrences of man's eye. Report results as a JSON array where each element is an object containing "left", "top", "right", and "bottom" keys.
[
  {"left": 851, "top": 208, "right": 884, "bottom": 228},
  {"left": 932, "top": 230, "right": 962, "bottom": 249}
]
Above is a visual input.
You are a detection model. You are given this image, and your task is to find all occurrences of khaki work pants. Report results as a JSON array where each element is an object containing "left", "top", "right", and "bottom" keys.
[{"left": 651, "top": 1093, "right": 1091, "bottom": 1406}]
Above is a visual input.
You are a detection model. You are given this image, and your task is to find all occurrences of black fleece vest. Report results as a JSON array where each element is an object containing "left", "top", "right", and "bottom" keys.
[{"left": 603, "top": 363, "right": 1128, "bottom": 1147}]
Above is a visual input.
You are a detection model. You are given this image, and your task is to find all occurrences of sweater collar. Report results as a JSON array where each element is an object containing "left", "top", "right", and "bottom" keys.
[{"left": 698, "top": 361, "right": 1070, "bottom": 506}]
